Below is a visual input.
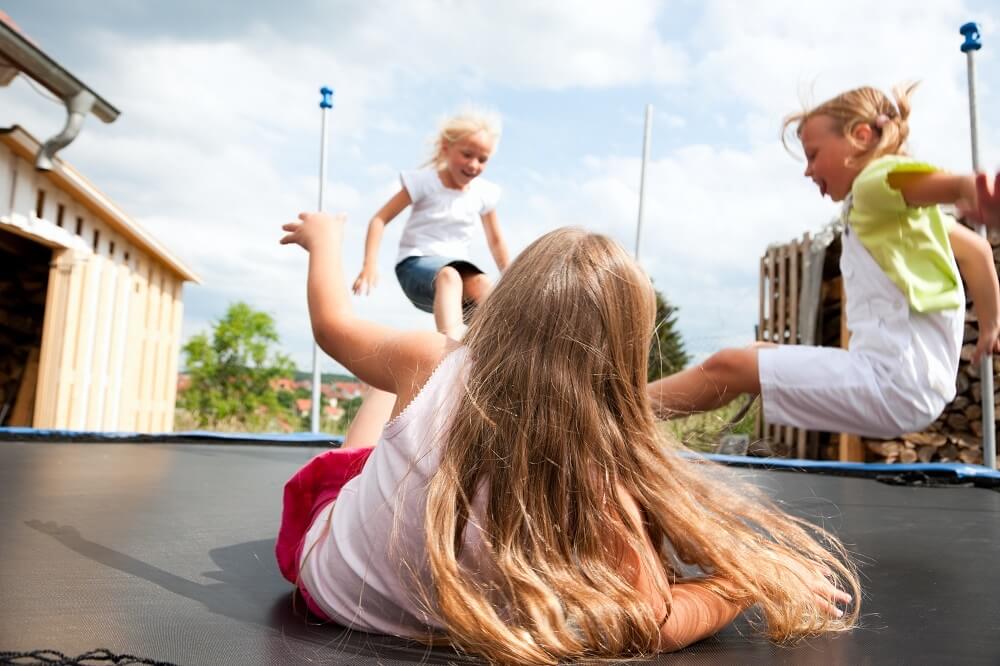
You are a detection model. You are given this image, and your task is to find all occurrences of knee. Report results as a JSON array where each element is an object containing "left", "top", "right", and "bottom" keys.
[
  {"left": 701, "top": 347, "right": 759, "bottom": 392},
  {"left": 464, "top": 274, "right": 492, "bottom": 301},
  {"left": 702, "top": 348, "right": 744, "bottom": 377},
  {"left": 435, "top": 266, "right": 462, "bottom": 290},
  {"left": 887, "top": 407, "right": 940, "bottom": 438}
]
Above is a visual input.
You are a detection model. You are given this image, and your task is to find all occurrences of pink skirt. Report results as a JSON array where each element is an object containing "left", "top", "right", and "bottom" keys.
[{"left": 275, "top": 446, "right": 374, "bottom": 620}]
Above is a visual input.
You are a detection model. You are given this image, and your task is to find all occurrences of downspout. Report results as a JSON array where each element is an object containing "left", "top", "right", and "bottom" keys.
[{"left": 35, "top": 88, "right": 96, "bottom": 171}]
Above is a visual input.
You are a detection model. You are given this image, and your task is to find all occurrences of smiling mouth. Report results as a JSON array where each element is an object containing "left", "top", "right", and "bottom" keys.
[{"left": 818, "top": 179, "right": 828, "bottom": 197}]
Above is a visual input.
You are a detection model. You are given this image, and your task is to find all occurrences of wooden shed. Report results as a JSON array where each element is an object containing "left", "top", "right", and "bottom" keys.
[{"left": 0, "top": 125, "right": 200, "bottom": 432}]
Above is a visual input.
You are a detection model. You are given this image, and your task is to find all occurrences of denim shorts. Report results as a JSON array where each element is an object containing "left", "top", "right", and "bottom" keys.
[{"left": 394, "top": 255, "right": 483, "bottom": 315}]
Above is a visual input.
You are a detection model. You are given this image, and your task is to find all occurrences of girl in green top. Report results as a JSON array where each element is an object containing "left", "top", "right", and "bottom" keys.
[{"left": 650, "top": 84, "right": 1000, "bottom": 440}]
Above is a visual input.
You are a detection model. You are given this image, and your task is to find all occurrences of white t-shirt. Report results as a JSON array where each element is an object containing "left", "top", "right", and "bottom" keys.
[{"left": 395, "top": 169, "right": 501, "bottom": 264}]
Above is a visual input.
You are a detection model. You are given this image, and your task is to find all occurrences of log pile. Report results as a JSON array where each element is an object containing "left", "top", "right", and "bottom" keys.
[{"left": 0, "top": 231, "right": 49, "bottom": 426}]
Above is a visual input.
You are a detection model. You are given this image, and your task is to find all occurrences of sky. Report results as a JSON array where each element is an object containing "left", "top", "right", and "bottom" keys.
[{"left": 2, "top": 1, "right": 999, "bottom": 374}]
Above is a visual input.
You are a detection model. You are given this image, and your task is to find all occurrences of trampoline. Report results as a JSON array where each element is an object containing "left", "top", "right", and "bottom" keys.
[{"left": 2, "top": 434, "right": 1000, "bottom": 665}]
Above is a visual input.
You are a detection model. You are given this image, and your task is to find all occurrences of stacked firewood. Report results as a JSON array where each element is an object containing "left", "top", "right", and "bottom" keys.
[
  {"left": 863, "top": 228, "right": 1000, "bottom": 465},
  {"left": 0, "top": 240, "right": 48, "bottom": 426}
]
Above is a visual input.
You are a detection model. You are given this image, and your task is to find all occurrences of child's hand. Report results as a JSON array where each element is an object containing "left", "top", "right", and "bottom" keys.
[
  {"left": 809, "top": 572, "right": 852, "bottom": 620},
  {"left": 280, "top": 212, "right": 345, "bottom": 251},
  {"left": 783, "top": 560, "right": 853, "bottom": 620},
  {"left": 958, "top": 173, "right": 1000, "bottom": 230},
  {"left": 972, "top": 317, "right": 1000, "bottom": 365},
  {"left": 352, "top": 265, "right": 379, "bottom": 296}
]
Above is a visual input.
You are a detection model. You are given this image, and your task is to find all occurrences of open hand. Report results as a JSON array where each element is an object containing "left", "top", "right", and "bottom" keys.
[
  {"left": 280, "top": 212, "right": 346, "bottom": 251},
  {"left": 784, "top": 560, "right": 853, "bottom": 619},
  {"left": 958, "top": 173, "right": 1000, "bottom": 231},
  {"left": 972, "top": 318, "right": 1000, "bottom": 365},
  {"left": 352, "top": 265, "right": 379, "bottom": 296}
]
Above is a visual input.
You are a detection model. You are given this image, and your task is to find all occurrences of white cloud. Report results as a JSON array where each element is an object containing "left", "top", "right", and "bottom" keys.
[
  {"left": 506, "top": 137, "right": 839, "bottom": 358},
  {"left": 335, "top": 1, "right": 690, "bottom": 90},
  {"left": 4, "top": 0, "right": 999, "bottom": 376},
  {"left": 658, "top": 112, "right": 686, "bottom": 128},
  {"left": 690, "top": 0, "right": 992, "bottom": 167}
]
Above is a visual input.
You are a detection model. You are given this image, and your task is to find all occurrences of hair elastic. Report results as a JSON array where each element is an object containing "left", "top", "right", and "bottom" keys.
[{"left": 874, "top": 114, "right": 890, "bottom": 128}]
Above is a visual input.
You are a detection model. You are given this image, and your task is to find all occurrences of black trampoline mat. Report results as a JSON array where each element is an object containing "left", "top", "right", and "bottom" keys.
[{"left": 1, "top": 441, "right": 999, "bottom": 665}]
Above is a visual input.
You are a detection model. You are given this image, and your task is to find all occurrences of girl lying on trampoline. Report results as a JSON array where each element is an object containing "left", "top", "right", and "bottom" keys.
[
  {"left": 650, "top": 84, "right": 1000, "bottom": 439},
  {"left": 277, "top": 213, "right": 858, "bottom": 663}
]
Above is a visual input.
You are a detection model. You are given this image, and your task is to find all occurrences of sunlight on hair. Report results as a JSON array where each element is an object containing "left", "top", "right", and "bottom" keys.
[
  {"left": 424, "top": 106, "right": 503, "bottom": 169},
  {"left": 782, "top": 82, "right": 918, "bottom": 166}
]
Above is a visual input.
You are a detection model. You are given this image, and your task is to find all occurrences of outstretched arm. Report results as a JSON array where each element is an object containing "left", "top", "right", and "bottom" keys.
[
  {"left": 481, "top": 210, "right": 510, "bottom": 271},
  {"left": 615, "top": 487, "right": 850, "bottom": 653},
  {"left": 613, "top": 487, "right": 748, "bottom": 651},
  {"left": 889, "top": 171, "right": 1000, "bottom": 230},
  {"left": 281, "top": 212, "right": 448, "bottom": 403},
  {"left": 950, "top": 223, "right": 1000, "bottom": 364},
  {"left": 353, "top": 188, "right": 413, "bottom": 295}
]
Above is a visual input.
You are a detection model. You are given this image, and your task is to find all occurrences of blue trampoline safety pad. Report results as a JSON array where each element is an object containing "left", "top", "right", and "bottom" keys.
[
  {"left": 2, "top": 427, "right": 997, "bottom": 487},
  {"left": 706, "top": 452, "right": 1000, "bottom": 486}
]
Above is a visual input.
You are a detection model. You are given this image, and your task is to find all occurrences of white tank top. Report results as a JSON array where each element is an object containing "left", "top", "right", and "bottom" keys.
[{"left": 298, "top": 347, "right": 470, "bottom": 637}]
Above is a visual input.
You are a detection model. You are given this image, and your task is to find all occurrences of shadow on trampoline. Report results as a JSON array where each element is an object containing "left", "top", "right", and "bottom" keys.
[
  {"left": 24, "top": 523, "right": 281, "bottom": 625},
  {"left": 23, "top": 520, "right": 476, "bottom": 663}
]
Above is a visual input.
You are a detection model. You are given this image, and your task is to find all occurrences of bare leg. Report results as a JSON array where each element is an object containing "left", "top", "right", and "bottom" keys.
[
  {"left": 462, "top": 272, "right": 493, "bottom": 304},
  {"left": 647, "top": 346, "right": 763, "bottom": 419},
  {"left": 433, "top": 265, "right": 466, "bottom": 339},
  {"left": 342, "top": 386, "right": 396, "bottom": 449}
]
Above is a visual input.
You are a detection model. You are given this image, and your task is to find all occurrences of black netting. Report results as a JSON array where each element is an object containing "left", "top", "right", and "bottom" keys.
[{"left": 0, "top": 650, "right": 178, "bottom": 666}]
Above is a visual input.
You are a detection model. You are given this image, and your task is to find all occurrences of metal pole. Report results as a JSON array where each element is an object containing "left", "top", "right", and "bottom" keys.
[
  {"left": 310, "top": 86, "right": 334, "bottom": 433},
  {"left": 960, "top": 22, "right": 996, "bottom": 468},
  {"left": 635, "top": 104, "right": 653, "bottom": 260}
]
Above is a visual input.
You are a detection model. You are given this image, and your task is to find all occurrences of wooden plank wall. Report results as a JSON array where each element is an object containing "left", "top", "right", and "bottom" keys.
[
  {"left": 756, "top": 233, "right": 810, "bottom": 458},
  {"left": 8, "top": 153, "right": 186, "bottom": 433}
]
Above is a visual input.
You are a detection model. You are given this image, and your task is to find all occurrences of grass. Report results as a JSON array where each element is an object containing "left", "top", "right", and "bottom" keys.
[
  {"left": 174, "top": 399, "right": 762, "bottom": 453},
  {"left": 658, "top": 398, "right": 759, "bottom": 453}
]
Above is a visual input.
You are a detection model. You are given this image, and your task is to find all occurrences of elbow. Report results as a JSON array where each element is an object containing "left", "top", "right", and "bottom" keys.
[
  {"left": 967, "top": 229, "right": 992, "bottom": 254},
  {"left": 969, "top": 234, "right": 995, "bottom": 275},
  {"left": 656, "top": 629, "right": 687, "bottom": 654},
  {"left": 310, "top": 323, "right": 331, "bottom": 355},
  {"left": 951, "top": 232, "right": 987, "bottom": 270},
  {"left": 657, "top": 622, "right": 707, "bottom": 654},
  {"left": 310, "top": 316, "right": 340, "bottom": 355}
]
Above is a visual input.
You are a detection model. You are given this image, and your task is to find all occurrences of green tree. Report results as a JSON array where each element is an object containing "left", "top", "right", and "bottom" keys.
[
  {"left": 336, "top": 395, "right": 364, "bottom": 433},
  {"left": 178, "top": 302, "right": 296, "bottom": 430},
  {"left": 648, "top": 287, "right": 689, "bottom": 382}
]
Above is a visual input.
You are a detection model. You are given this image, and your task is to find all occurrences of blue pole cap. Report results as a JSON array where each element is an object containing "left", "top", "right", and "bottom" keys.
[
  {"left": 319, "top": 86, "right": 334, "bottom": 109},
  {"left": 961, "top": 22, "right": 982, "bottom": 53}
]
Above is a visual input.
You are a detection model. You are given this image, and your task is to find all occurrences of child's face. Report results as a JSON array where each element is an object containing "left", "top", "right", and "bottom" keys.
[
  {"left": 800, "top": 115, "right": 870, "bottom": 202},
  {"left": 441, "top": 130, "right": 494, "bottom": 188}
]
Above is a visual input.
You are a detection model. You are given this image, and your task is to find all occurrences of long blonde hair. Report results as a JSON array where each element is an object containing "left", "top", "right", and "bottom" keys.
[
  {"left": 423, "top": 228, "right": 861, "bottom": 664},
  {"left": 783, "top": 83, "right": 918, "bottom": 166},
  {"left": 425, "top": 108, "right": 502, "bottom": 170}
]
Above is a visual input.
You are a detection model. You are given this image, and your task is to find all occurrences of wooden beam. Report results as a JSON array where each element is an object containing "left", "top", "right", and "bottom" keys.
[
  {"left": 34, "top": 249, "right": 68, "bottom": 427},
  {"left": 8, "top": 347, "right": 40, "bottom": 426}
]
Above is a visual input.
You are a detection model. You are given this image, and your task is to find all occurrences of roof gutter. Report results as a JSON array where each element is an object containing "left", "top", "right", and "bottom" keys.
[
  {"left": 35, "top": 88, "right": 97, "bottom": 170},
  {"left": 0, "top": 20, "right": 119, "bottom": 171}
]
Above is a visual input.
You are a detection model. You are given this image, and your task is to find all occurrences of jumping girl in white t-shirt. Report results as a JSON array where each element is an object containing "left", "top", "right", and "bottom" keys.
[
  {"left": 346, "top": 111, "right": 511, "bottom": 446},
  {"left": 352, "top": 110, "right": 510, "bottom": 341}
]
